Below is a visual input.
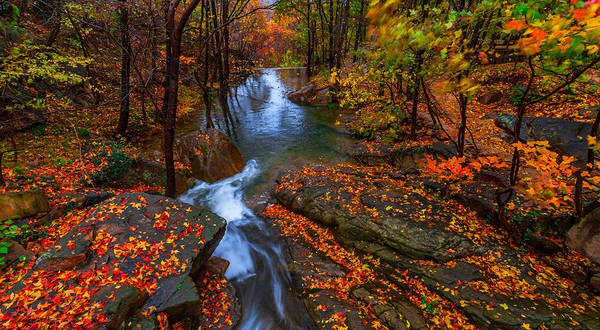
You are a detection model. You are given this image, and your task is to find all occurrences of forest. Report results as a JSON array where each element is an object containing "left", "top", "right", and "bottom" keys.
[{"left": 0, "top": 0, "right": 599, "bottom": 329}]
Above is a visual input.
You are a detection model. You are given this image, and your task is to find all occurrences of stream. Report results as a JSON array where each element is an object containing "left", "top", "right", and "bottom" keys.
[{"left": 178, "top": 68, "right": 352, "bottom": 329}]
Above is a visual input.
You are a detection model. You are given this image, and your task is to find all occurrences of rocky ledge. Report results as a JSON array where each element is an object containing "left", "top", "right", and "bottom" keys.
[
  {"left": 267, "top": 163, "right": 600, "bottom": 330},
  {"left": 0, "top": 192, "right": 237, "bottom": 329}
]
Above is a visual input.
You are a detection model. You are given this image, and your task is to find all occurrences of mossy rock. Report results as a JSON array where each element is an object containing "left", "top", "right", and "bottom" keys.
[{"left": 0, "top": 189, "right": 49, "bottom": 221}]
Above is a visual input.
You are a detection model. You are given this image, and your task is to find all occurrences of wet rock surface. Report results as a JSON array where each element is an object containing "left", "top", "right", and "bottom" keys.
[
  {"left": 270, "top": 163, "right": 600, "bottom": 329},
  {"left": 477, "top": 89, "right": 503, "bottom": 105}
]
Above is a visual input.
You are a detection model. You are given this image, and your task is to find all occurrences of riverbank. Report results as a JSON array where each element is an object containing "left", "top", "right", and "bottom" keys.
[{"left": 263, "top": 162, "right": 600, "bottom": 329}]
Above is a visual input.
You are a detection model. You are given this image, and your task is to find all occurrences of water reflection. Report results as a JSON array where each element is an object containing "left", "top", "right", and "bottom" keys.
[{"left": 209, "top": 68, "right": 351, "bottom": 180}]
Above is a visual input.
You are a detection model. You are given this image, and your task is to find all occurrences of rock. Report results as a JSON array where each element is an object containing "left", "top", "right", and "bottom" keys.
[
  {"left": 352, "top": 287, "right": 425, "bottom": 330},
  {"left": 92, "top": 284, "right": 147, "bottom": 330},
  {"left": 0, "top": 238, "right": 34, "bottom": 270},
  {"left": 304, "top": 290, "right": 368, "bottom": 329},
  {"left": 1, "top": 193, "right": 226, "bottom": 328},
  {"left": 126, "top": 314, "right": 161, "bottom": 330},
  {"left": 196, "top": 258, "right": 242, "bottom": 330},
  {"left": 286, "top": 238, "right": 346, "bottom": 291},
  {"left": 0, "top": 109, "right": 48, "bottom": 136},
  {"left": 542, "top": 255, "right": 588, "bottom": 285},
  {"left": 578, "top": 105, "right": 599, "bottom": 119},
  {"left": 527, "top": 232, "right": 562, "bottom": 254},
  {"left": 314, "top": 87, "right": 331, "bottom": 106},
  {"left": 158, "top": 276, "right": 200, "bottom": 323},
  {"left": 590, "top": 274, "right": 600, "bottom": 292},
  {"left": 483, "top": 112, "right": 499, "bottom": 120},
  {"left": 175, "top": 129, "right": 245, "bottom": 183},
  {"left": 273, "top": 163, "right": 600, "bottom": 329},
  {"left": 32, "top": 203, "right": 68, "bottom": 227},
  {"left": 478, "top": 89, "right": 503, "bottom": 105},
  {"left": 288, "top": 83, "right": 316, "bottom": 106},
  {"left": 350, "top": 141, "right": 426, "bottom": 169},
  {"left": 204, "top": 256, "right": 230, "bottom": 276},
  {"left": 495, "top": 114, "right": 592, "bottom": 166},
  {"left": 82, "top": 191, "right": 115, "bottom": 208},
  {"left": 288, "top": 83, "right": 331, "bottom": 106},
  {"left": 566, "top": 208, "right": 600, "bottom": 264},
  {"left": 0, "top": 189, "right": 50, "bottom": 221},
  {"left": 274, "top": 165, "right": 483, "bottom": 263},
  {"left": 431, "top": 142, "right": 458, "bottom": 159}
]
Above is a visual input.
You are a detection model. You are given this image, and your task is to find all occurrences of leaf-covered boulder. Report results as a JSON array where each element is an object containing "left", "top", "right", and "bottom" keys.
[
  {"left": 0, "top": 189, "right": 50, "bottom": 221},
  {"left": 0, "top": 193, "right": 226, "bottom": 329},
  {"left": 175, "top": 129, "right": 245, "bottom": 183}
]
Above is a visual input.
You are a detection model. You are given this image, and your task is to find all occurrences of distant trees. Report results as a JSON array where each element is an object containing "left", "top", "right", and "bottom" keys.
[{"left": 277, "top": 0, "right": 370, "bottom": 75}]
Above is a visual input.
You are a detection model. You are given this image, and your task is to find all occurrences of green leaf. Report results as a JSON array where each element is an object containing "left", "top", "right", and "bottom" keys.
[
  {"left": 0, "top": 247, "right": 8, "bottom": 254},
  {"left": 19, "top": 255, "right": 27, "bottom": 262}
]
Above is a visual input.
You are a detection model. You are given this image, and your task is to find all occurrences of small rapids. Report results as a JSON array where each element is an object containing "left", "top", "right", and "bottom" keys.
[{"left": 180, "top": 160, "right": 307, "bottom": 330}]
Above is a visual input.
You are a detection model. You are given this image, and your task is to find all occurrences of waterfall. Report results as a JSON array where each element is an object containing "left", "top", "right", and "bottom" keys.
[{"left": 180, "top": 160, "right": 293, "bottom": 329}]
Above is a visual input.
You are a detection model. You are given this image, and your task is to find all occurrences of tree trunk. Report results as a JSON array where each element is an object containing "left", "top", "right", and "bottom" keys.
[
  {"left": 352, "top": 0, "right": 366, "bottom": 62},
  {"left": 222, "top": 0, "right": 230, "bottom": 93},
  {"left": 410, "top": 81, "right": 420, "bottom": 140},
  {"left": 163, "top": 0, "right": 203, "bottom": 198},
  {"left": 117, "top": 0, "right": 132, "bottom": 136},
  {"left": 457, "top": 94, "right": 468, "bottom": 156},
  {"left": 160, "top": 9, "right": 172, "bottom": 124}
]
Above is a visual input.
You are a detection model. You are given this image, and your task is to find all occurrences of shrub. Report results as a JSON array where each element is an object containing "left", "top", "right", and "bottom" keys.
[{"left": 83, "top": 139, "right": 135, "bottom": 186}]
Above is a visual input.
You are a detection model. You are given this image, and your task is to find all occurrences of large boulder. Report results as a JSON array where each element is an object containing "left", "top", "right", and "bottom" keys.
[
  {"left": 0, "top": 193, "right": 227, "bottom": 329},
  {"left": 288, "top": 83, "right": 331, "bottom": 106},
  {"left": 495, "top": 115, "right": 592, "bottom": 166},
  {"left": 477, "top": 89, "right": 503, "bottom": 105},
  {"left": 566, "top": 208, "right": 600, "bottom": 264},
  {"left": 175, "top": 129, "right": 245, "bottom": 183},
  {"left": 0, "top": 189, "right": 50, "bottom": 221}
]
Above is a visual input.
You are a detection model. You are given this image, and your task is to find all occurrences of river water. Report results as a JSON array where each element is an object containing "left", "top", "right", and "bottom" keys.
[{"left": 179, "top": 68, "right": 352, "bottom": 329}]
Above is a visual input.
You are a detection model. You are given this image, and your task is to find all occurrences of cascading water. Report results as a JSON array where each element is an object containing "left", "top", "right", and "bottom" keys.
[
  {"left": 170, "top": 68, "right": 352, "bottom": 329},
  {"left": 180, "top": 160, "right": 305, "bottom": 329}
]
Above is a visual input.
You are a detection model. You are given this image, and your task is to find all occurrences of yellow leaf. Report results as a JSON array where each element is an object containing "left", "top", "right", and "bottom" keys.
[{"left": 500, "top": 303, "right": 509, "bottom": 310}]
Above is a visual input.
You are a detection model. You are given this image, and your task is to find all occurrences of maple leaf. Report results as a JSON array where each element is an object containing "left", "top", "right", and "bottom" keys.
[{"left": 506, "top": 20, "right": 527, "bottom": 31}]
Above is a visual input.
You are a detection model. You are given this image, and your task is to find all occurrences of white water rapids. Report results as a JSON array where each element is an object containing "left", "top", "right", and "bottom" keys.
[{"left": 180, "top": 160, "right": 302, "bottom": 330}]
